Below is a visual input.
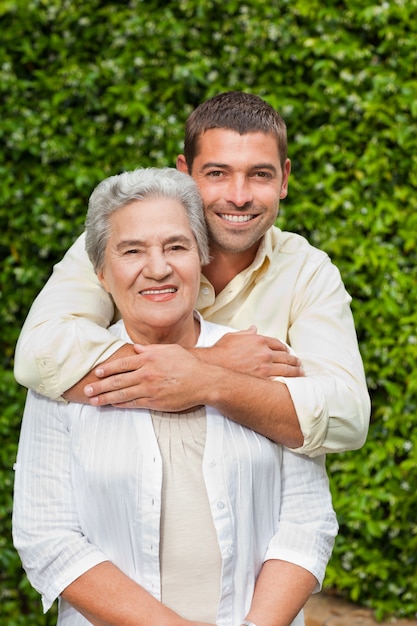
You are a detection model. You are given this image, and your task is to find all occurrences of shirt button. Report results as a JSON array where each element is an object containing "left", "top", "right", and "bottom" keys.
[
  {"left": 226, "top": 546, "right": 233, "bottom": 556},
  {"left": 201, "top": 287, "right": 210, "bottom": 295},
  {"left": 209, "top": 459, "right": 216, "bottom": 467},
  {"left": 217, "top": 501, "right": 225, "bottom": 509}
]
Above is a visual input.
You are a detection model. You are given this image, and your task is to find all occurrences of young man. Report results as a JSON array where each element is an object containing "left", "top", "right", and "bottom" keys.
[{"left": 14, "top": 91, "right": 370, "bottom": 455}]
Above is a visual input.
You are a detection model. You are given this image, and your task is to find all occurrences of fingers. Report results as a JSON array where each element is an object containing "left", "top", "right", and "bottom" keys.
[
  {"left": 94, "top": 354, "right": 144, "bottom": 378},
  {"left": 84, "top": 370, "right": 143, "bottom": 404},
  {"left": 277, "top": 363, "right": 305, "bottom": 378},
  {"left": 274, "top": 353, "right": 304, "bottom": 374},
  {"left": 265, "top": 336, "right": 290, "bottom": 352},
  {"left": 259, "top": 351, "right": 304, "bottom": 379},
  {"left": 225, "top": 326, "right": 258, "bottom": 337},
  {"left": 85, "top": 384, "right": 146, "bottom": 407},
  {"left": 269, "top": 352, "right": 304, "bottom": 378}
]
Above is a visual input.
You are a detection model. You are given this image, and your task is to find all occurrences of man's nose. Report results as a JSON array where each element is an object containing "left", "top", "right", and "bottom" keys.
[{"left": 224, "top": 176, "right": 254, "bottom": 208}]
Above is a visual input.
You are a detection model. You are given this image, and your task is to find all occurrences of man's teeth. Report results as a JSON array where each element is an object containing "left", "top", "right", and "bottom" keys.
[
  {"left": 140, "top": 288, "right": 176, "bottom": 295},
  {"left": 220, "top": 214, "right": 254, "bottom": 223}
]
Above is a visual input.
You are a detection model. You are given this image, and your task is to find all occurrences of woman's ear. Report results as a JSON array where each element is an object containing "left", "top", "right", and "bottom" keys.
[{"left": 97, "top": 269, "right": 110, "bottom": 293}]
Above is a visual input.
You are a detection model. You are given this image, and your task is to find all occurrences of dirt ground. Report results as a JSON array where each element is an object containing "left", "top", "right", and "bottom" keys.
[{"left": 304, "top": 592, "right": 417, "bottom": 626}]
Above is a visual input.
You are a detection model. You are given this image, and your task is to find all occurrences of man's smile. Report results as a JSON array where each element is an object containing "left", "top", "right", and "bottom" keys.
[{"left": 219, "top": 213, "right": 257, "bottom": 223}]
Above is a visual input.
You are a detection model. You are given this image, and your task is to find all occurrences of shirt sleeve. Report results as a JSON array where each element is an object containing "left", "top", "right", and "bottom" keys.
[
  {"left": 264, "top": 450, "right": 338, "bottom": 590},
  {"left": 277, "top": 255, "right": 371, "bottom": 456},
  {"left": 14, "top": 233, "right": 124, "bottom": 399},
  {"left": 12, "top": 391, "right": 109, "bottom": 612}
]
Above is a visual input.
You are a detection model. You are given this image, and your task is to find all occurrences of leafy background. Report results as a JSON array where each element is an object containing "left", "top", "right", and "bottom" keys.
[{"left": 1, "top": 0, "right": 416, "bottom": 623}]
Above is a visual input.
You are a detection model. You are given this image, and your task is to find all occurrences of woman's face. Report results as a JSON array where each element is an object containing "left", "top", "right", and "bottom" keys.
[{"left": 98, "top": 197, "right": 202, "bottom": 346}]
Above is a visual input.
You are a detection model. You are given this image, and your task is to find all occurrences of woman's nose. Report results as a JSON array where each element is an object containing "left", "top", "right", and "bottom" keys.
[{"left": 143, "top": 251, "right": 172, "bottom": 279}]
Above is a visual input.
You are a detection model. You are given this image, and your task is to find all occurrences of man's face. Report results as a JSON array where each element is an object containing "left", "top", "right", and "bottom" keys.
[{"left": 178, "top": 129, "right": 290, "bottom": 258}]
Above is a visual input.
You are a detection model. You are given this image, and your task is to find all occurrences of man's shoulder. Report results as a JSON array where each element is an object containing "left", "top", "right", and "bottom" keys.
[{"left": 268, "top": 226, "right": 329, "bottom": 262}]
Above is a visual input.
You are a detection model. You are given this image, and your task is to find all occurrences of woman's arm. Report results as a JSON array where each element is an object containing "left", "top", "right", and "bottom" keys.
[
  {"left": 62, "top": 561, "right": 213, "bottom": 626},
  {"left": 244, "top": 559, "right": 317, "bottom": 626},
  {"left": 243, "top": 451, "right": 338, "bottom": 626},
  {"left": 12, "top": 391, "right": 110, "bottom": 611},
  {"left": 12, "top": 392, "right": 214, "bottom": 626}
]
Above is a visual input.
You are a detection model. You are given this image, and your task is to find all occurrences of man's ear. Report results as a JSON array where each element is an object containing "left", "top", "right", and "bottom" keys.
[
  {"left": 176, "top": 154, "right": 190, "bottom": 174},
  {"left": 280, "top": 159, "right": 291, "bottom": 200}
]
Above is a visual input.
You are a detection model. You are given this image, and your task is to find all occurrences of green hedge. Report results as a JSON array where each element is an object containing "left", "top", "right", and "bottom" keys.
[{"left": 1, "top": 0, "right": 416, "bottom": 622}]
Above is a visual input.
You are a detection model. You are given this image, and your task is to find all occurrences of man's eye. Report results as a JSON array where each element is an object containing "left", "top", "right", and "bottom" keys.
[
  {"left": 255, "top": 171, "right": 272, "bottom": 178},
  {"left": 207, "top": 170, "right": 224, "bottom": 177}
]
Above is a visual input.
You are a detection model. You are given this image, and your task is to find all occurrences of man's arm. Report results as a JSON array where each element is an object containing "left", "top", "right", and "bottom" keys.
[
  {"left": 14, "top": 234, "right": 302, "bottom": 401},
  {"left": 71, "top": 342, "right": 303, "bottom": 449},
  {"left": 14, "top": 233, "right": 124, "bottom": 398},
  {"left": 14, "top": 233, "right": 369, "bottom": 454},
  {"left": 64, "top": 326, "right": 304, "bottom": 400}
]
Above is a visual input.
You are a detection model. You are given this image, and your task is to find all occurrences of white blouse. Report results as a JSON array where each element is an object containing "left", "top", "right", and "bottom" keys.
[{"left": 13, "top": 315, "right": 338, "bottom": 626}]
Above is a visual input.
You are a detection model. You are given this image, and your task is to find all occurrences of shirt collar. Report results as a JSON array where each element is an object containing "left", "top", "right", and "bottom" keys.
[{"left": 200, "top": 228, "right": 276, "bottom": 291}]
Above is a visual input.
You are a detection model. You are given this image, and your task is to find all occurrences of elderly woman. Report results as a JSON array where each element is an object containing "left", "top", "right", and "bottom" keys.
[{"left": 13, "top": 168, "right": 337, "bottom": 626}]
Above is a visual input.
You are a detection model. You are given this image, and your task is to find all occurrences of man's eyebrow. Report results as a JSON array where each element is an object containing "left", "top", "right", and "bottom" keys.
[
  {"left": 200, "top": 162, "right": 278, "bottom": 174},
  {"left": 200, "top": 162, "right": 229, "bottom": 171},
  {"left": 252, "top": 163, "right": 279, "bottom": 173}
]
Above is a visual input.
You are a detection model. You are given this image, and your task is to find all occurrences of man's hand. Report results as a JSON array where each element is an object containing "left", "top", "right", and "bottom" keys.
[
  {"left": 196, "top": 326, "right": 304, "bottom": 379},
  {"left": 81, "top": 327, "right": 304, "bottom": 408},
  {"left": 85, "top": 344, "right": 204, "bottom": 409}
]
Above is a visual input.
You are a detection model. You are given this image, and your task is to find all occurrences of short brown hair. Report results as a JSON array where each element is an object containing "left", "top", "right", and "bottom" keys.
[{"left": 184, "top": 91, "right": 288, "bottom": 173}]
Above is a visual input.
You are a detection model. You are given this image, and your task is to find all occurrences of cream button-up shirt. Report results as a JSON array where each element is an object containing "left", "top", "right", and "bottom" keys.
[{"left": 14, "top": 227, "right": 370, "bottom": 456}]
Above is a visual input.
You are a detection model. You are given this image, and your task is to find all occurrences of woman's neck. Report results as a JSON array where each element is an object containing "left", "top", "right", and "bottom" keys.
[{"left": 124, "top": 315, "right": 200, "bottom": 347}]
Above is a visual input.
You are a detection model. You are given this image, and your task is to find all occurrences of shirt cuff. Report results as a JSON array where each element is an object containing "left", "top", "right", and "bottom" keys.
[
  {"left": 34, "top": 334, "right": 126, "bottom": 400},
  {"left": 275, "top": 376, "right": 328, "bottom": 456},
  {"left": 41, "top": 553, "right": 109, "bottom": 613}
]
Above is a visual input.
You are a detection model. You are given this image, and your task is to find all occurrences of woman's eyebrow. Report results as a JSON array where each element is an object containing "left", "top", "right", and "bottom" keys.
[
  {"left": 116, "top": 234, "right": 194, "bottom": 251},
  {"left": 116, "top": 239, "right": 145, "bottom": 251}
]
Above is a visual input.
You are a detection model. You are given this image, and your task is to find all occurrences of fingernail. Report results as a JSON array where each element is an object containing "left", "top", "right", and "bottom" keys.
[
  {"left": 95, "top": 367, "right": 104, "bottom": 377},
  {"left": 85, "top": 385, "right": 94, "bottom": 397}
]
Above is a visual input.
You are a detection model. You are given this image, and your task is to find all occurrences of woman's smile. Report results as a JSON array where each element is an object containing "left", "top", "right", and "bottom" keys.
[
  {"left": 139, "top": 285, "right": 178, "bottom": 301},
  {"left": 98, "top": 197, "right": 201, "bottom": 346}
]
